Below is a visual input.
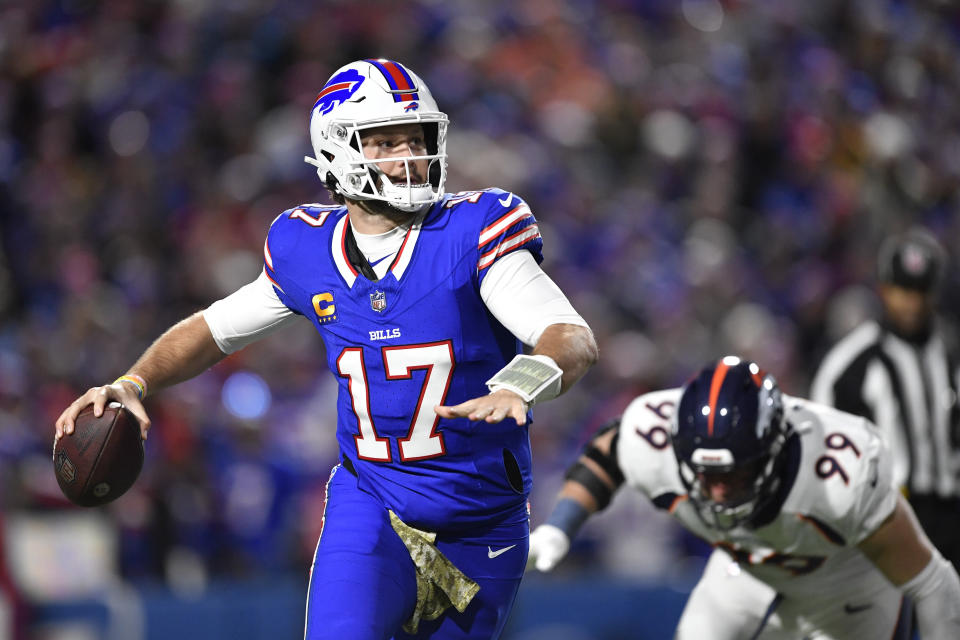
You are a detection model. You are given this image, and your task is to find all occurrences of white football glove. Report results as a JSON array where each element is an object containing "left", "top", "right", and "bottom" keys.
[{"left": 527, "top": 524, "right": 570, "bottom": 572}]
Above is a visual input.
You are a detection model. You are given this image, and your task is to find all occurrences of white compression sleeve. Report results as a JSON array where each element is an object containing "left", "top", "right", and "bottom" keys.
[
  {"left": 202, "top": 270, "right": 299, "bottom": 354},
  {"left": 480, "top": 250, "right": 588, "bottom": 347},
  {"left": 900, "top": 551, "right": 960, "bottom": 638}
]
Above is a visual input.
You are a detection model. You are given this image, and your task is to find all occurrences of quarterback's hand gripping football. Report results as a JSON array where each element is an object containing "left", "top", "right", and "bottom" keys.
[
  {"left": 55, "top": 380, "right": 151, "bottom": 442},
  {"left": 527, "top": 524, "right": 570, "bottom": 572}
]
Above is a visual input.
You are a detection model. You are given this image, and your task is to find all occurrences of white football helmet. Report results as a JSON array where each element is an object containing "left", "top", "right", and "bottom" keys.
[{"left": 305, "top": 59, "right": 448, "bottom": 212}]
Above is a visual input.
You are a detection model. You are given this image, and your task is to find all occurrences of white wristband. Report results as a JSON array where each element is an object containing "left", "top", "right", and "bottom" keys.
[
  {"left": 486, "top": 354, "right": 563, "bottom": 406},
  {"left": 901, "top": 551, "right": 960, "bottom": 638}
]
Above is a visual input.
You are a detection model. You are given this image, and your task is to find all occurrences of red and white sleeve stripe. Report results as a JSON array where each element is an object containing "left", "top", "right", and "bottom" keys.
[{"left": 478, "top": 224, "right": 541, "bottom": 271}]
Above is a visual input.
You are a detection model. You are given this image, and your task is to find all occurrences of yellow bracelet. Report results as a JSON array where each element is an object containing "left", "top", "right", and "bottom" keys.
[{"left": 113, "top": 374, "right": 147, "bottom": 400}]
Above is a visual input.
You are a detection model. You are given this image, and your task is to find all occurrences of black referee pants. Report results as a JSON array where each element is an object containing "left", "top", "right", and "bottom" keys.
[{"left": 909, "top": 493, "right": 960, "bottom": 570}]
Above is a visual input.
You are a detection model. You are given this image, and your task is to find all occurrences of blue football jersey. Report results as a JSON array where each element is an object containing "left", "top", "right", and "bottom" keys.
[{"left": 263, "top": 188, "right": 544, "bottom": 532}]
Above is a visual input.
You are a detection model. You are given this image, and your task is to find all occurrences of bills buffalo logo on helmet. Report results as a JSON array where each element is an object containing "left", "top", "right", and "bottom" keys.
[{"left": 313, "top": 68, "right": 366, "bottom": 115}]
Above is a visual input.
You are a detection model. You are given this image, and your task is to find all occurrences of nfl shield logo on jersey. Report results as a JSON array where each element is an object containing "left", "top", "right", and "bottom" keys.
[{"left": 370, "top": 290, "right": 387, "bottom": 312}]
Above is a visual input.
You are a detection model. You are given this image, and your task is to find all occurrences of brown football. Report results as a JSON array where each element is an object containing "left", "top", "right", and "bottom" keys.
[{"left": 53, "top": 402, "right": 144, "bottom": 507}]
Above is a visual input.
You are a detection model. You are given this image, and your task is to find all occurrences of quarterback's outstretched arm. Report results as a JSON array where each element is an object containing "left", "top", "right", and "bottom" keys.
[
  {"left": 857, "top": 493, "right": 960, "bottom": 638},
  {"left": 434, "top": 322, "right": 597, "bottom": 426},
  {"left": 435, "top": 249, "right": 597, "bottom": 425},
  {"left": 532, "top": 322, "right": 599, "bottom": 394},
  {"left": 55, "top": 311, "right": 227, "bottom": 441},
  {"left": 527, "top": 422, "right": 625, "bottom": 571}
]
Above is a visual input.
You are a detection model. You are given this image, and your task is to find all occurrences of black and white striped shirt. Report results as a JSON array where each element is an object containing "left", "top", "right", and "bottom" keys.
[{"left": 810, "top": 320, "right": 960, "bottom": 498}]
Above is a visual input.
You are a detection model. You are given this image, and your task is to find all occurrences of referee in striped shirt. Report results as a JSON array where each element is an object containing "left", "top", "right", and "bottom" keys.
[{"left": 811, "top": 227, "right": 960, "bottom": 569}]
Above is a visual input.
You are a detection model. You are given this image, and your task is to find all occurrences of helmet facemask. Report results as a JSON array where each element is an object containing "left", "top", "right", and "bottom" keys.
[
  {"left": 678, "top": 433, "right": 788, "bottom": 531},
  {"left": 307, "top": 117, "right": 448, "bottom": 213}
]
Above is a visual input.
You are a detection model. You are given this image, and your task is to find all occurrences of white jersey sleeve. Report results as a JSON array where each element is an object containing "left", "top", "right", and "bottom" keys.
[
  {"left": 615, "top": 388, "right": 686, "bottom": 508},
  {"left": 783, "top": 399, "right": 898, "bottom": 545},
  {"left": 849, "top": 439, "right": 898, "bottom": 544},
  {"left": 202, "top": 270, "right": 299, "bottom": 354},
  {"left": 479, "top": 249, "right": 589, "bottom": 347}
]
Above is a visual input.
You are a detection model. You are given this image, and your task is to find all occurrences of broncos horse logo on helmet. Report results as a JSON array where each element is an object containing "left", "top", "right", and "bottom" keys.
[
  {"left": 304, "top": 59, "right": 448, "bottom": 213},
  {"left": 671, "top": 356, "right": 790, "bottom": 530}
]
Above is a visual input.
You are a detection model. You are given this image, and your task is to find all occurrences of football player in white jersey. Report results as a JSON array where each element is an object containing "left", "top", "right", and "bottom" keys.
[{"left": 528, "top": 356, "right": 960, "bottom": 639}]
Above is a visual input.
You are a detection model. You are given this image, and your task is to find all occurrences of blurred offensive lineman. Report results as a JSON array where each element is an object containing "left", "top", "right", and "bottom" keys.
[
  {"left": 55, "top": 59, "right": 597, "bottom": 639},
  {"left": 528, "top": 357, "right": 960, "bottom": 639}
]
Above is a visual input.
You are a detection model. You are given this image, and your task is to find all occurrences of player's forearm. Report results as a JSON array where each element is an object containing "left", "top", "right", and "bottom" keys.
[
  {"left": 542, "top": 423, "right": 624, "bottom": 545},
  {"left": 858, "top": 494, "right": 960, "bottom": 636},
  {"left": 558, "top": 424, "right": 624, "bottom": 514},
  {"left": 537, "top": 482, "right": 597, "bottom": 549},
  {"left": 125, "top": 312, "right": 227, "bottom": 397},
  {"left": 532, "top": 323, "right": 598, "bottom": 394},
  {"left": 557, "top": 479, "right": 603, "bottom": 515},
  {"left": 538, "top": 477, "right": 608, "bottom": 553},
  {"left": 858, "top": 494, "right": 932, "bottom": 585}
]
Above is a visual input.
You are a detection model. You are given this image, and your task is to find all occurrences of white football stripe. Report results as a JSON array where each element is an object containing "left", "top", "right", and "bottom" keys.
[
  {"left": 331, "top": 215, "right": 358, "bottom": 287},
  {"left": 479, "top": 204, "right": 532, "bottom": 247},
  {"left": 263, "top": 238, "right": 275, "bottom": 271},
  {"left": 391, "top": 223, "right": 421, "bottom": 280},
  {"left": 478, "top": 226, "right": 540, "bottom": 270}
]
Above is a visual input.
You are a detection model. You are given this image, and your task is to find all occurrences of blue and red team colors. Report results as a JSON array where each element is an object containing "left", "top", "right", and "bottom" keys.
[{"left": 263, "top": 188, "right": 542, "bottom": 638}]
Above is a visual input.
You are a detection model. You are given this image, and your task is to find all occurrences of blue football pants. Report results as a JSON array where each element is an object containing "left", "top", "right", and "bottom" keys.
[{"left": 303, "top": 465, "right": 528, "bottom": 640}]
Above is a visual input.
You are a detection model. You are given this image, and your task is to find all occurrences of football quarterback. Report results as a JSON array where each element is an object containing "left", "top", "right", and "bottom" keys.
[{"left": 56, "top": 58, "right": 598, "bottom": 640}]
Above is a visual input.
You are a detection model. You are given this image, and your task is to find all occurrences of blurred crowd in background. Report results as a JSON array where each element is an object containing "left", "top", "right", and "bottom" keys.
[{"left": 2, "top": 0, "right": 960, "bottom": 635}]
